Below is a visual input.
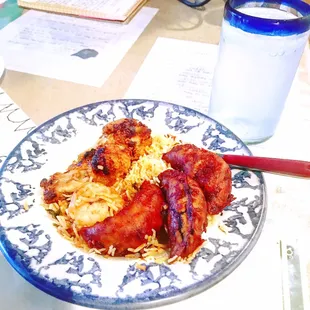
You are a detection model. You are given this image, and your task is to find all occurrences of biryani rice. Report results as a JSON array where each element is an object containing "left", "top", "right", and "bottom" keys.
[{"left": 43, "top": 134, "right": 185, "bottom": 263}]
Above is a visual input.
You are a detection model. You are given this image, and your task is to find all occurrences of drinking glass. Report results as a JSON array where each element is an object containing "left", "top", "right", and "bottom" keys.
[{"left": 208, "top": 0, "right": 310, "bottom": 144}]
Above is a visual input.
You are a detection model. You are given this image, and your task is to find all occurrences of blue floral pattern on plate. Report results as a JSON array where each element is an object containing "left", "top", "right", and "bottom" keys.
[{"left": 0, "top": 100, "right": 266, "bottom": 309}]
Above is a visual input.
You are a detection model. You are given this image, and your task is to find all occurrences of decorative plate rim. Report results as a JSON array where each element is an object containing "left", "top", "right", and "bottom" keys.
[{"left": 0, "top": 99, "right": 267, "bottom": 309}]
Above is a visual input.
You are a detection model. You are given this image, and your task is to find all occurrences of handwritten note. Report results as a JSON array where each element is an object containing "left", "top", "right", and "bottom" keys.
[
  {"left": 124, "top": 37, "right": 218, "bottom": 114},
  {"left": 0, "top": 8, "right": 158, "bottom": 86}
]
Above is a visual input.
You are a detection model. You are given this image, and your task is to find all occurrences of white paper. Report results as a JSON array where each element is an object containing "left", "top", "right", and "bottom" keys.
[
  {"left": 21, "top": 0, "right": 141, "bottom": 17},
  {"left": 0, "top": 7, "right": 158, "bottom": 87},
  {"left": 125, "top": 37, "right": 218, "bottom": 115}
]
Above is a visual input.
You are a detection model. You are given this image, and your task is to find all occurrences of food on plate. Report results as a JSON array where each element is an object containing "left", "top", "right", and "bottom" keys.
[
  {"left": 80, "top": 181, "right": 165, "bottom": 256},
  {"left": 40, "top": 118, "right": 233, "bottom": 264},
  {"left": 40, "top": 118, "right": 152, "bottom": 204},
  {"left": 163, "top": 144, "right": 234, "bottom": 215},
  {"left": 100, "top": 118, "right": 152, "bottom": 160},
  {"left": 159, "top": 169, "right": 207, "bottom": 258}
]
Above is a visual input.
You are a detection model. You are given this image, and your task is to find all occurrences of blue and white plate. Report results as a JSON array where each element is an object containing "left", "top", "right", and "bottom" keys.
[{"left": 0, "top": 100, "right": 266, "bottom": 309}]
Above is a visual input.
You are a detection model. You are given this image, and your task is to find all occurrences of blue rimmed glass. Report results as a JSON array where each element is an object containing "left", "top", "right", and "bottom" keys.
[{"left": 208, "top": 0, "right": 310, "bottom": 144}]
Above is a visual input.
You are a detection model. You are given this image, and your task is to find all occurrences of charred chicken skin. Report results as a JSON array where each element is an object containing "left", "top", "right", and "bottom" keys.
[
  {"left": 40, "top": 118, "right": 152, "bottom": 204},
  {"left": 100, "top": 118, "right": 152, "bottom": 160},
  {"left": 159, "top": 169, "right": 208, "bottom": 258},
  {"left": 79, "top": 181, "right": 165, "bottom": 256},
  {"left": 162, "top": 144, "right": 234, "bottom": 215}
]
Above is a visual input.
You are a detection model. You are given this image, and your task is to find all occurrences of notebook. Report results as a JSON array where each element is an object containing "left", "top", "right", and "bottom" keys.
[{"left": 17, "top": 0, "right": 148, "bottom": 22}]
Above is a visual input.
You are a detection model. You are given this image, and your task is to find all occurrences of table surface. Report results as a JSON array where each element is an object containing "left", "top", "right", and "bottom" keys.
[{"left": 0, "top": 0, "right": 310, "bottom": 309}]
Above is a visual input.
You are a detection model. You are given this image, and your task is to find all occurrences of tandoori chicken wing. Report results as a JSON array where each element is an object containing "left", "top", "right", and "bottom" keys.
[
  {"left": 79, "top": 181, "right": 165, "bottom": 256},
  {"left": 159, "top": 169, "right": 208, "bottom": 258},
  {"left": 162, "top": 144, "right": 234, "bottom": 215}
]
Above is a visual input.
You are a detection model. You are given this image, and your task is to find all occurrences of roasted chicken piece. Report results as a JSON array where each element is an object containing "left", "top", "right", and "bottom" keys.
[
  {"left": 162, "top": 144, "right": 234, "bottom": 215},
  {"left": 101, "top": 118, "right": 152, "bottom": 160},
  {"left": 41, "top": 144, "right": 132, "bottom": 204},
  {"left": 159, "top": 169, "right": 208, "bottom": 258},
  {"left": 40, "top": 148, "right": 96, "bottom": 204},
  {"left": 40, "top": 118, "right": 152, "bottom": 204},
  {"left": 79, "top": 181, "right": 165, "bottom": 256},
  {"left": 90, "top": 144, "right": 131, "bottom": 186}
]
